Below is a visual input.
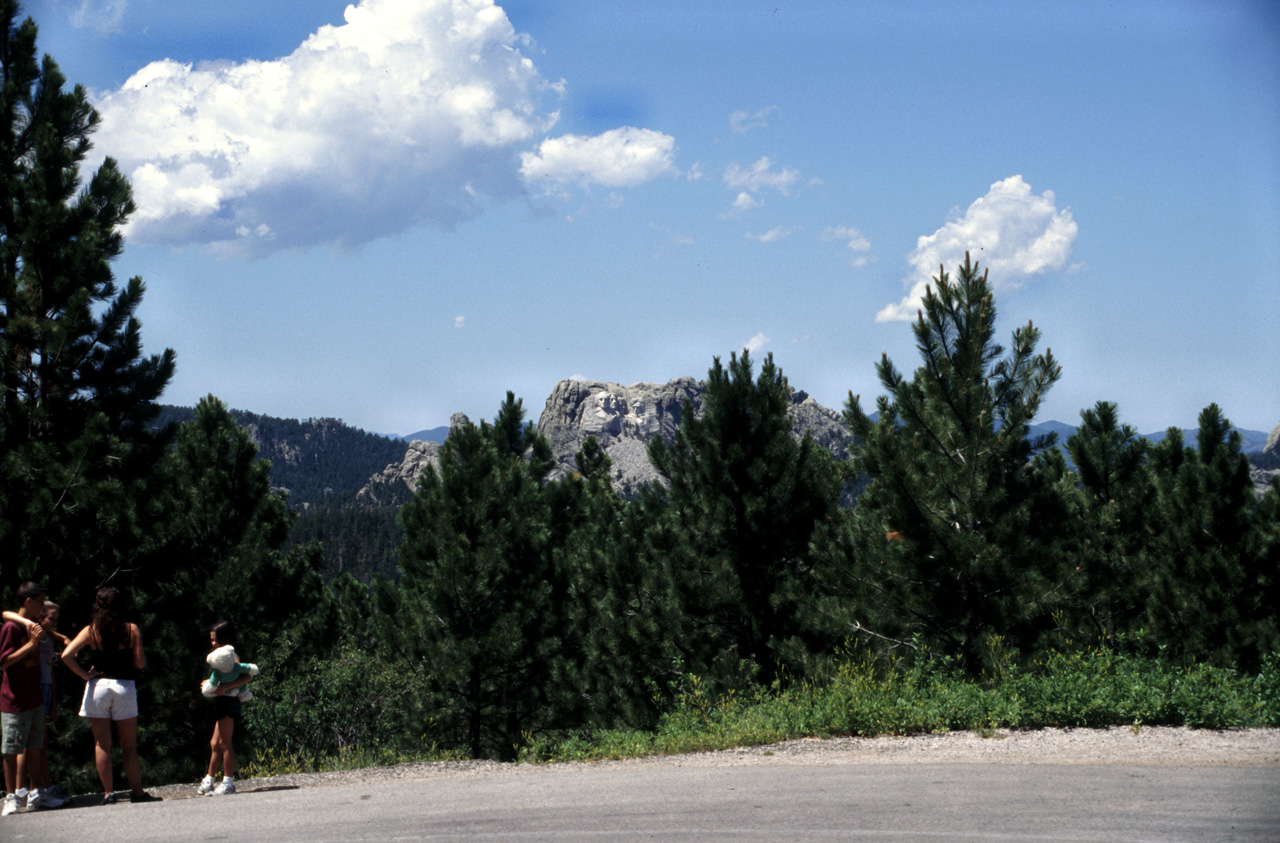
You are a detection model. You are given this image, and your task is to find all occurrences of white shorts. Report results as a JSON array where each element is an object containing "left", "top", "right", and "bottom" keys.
[{"left": 79, "top": 678, "right": 139, "bottom": 721}]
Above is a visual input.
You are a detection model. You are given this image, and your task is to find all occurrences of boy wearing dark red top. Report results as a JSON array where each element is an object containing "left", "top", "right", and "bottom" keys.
[{"left": 1, "top": 583, "right": 46, "bottom": 817}]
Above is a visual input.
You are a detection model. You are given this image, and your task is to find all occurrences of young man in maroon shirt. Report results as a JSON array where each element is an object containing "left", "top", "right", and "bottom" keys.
[{"left": 1, "top": 583, "right": 46, "bottom": 816}]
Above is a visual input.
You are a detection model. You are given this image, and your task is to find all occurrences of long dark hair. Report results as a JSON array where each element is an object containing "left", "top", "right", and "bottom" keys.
[
  {"left": 209, "top": 619, "right": 237, "bottom": 648},
  {"left": 91, "top": 586, "right": 130, "bottom": 648}
]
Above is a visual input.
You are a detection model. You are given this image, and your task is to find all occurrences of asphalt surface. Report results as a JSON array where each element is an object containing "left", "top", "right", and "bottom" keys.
[{"left": 4, "top": 762, "right": 1278, "bottom": 842}]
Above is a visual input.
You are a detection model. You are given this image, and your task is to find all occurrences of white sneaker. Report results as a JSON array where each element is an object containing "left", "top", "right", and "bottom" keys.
[
  {"left": 27, "top": 788, "right": 64, "bottom": 809},
  {"left": 210, "top": 780, "right": 236, "bottom": 796},
  {"left": 2, "top": 792, "right": 27, "bottom": 816},
  {"left": 196, "top": 776, "right": 216, "bottom": 795}
]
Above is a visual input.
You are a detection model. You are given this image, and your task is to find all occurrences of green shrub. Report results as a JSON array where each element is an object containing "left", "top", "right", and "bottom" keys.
[{"left": 517, "top": 647, "right": 1277, "bottom": 764}]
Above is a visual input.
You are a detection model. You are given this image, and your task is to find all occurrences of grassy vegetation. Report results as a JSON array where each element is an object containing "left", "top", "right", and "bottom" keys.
[{"left": 238, "top": 646, "right": 1279, "bottom": 775}]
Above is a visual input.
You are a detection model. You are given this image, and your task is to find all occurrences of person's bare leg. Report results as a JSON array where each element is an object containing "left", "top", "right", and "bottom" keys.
[
  {"left": 214, "top": 717, "right": 236, "bottom": 778},
  {"left": 207, "top": 726, "right": 222, "bottom": 779},
  {"left": 114, "top": 717, "right": 143, "bottom": 794},
  {"left": 88, "top": 718, "right": 114, "bottom": 794}
]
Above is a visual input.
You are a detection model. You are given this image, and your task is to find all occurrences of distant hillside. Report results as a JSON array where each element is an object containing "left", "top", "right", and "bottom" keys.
[
  {"left": 1140, "top": 426, "right": 1269, "bottom": 453},
  {"left": 152, "top": 398, "right": 1275, "bottom": 584},
  {"left": 153, "top": 405, "right": 406, "bottom": 510},
  {"left": 394, "top": 426, "right": 449, "bottom": 443}
]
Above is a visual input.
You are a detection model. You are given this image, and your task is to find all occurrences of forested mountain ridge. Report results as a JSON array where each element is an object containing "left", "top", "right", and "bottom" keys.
[
  {"left": 153, "top": 396, "right": 1278, "bottom": 586},
  {"left": 153, "top": 404, "right": 407, "bottom": 509},
  {"left": 155, "top": 396, "right": 1277, "bottom": 516}
]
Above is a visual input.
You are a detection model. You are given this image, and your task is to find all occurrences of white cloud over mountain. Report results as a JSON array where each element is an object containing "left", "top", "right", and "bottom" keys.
[
  {"left": 88, "top": 0, "right": 672, "bottom": 256},
  {"left": 877, "top": 175, "right": 1078, "bottom": 322}
]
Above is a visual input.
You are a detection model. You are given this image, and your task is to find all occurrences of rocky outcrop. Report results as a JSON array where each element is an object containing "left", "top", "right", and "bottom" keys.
[
  {"left": 1251, "top": 421, "right": 1280, "bottom": 494},
  {"left": 358, "top": 379, "right": 857, "bottom": 505},
  {"left": 537, "top": 378, "right": 704, "bottom": 497},
  {"left": 536, "top": 378, "right": 854, "bottom": 497},
  {"left": 356, "top": 413, "right": 469, "bottom": 506}
]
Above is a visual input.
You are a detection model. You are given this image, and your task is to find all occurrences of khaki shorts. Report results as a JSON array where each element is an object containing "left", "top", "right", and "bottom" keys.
[
  {"left": 79, "top": 678, "right": 139, "bottom": 720},
  {"left": 1, "top": 706, "right": 45, "bottom": 754}
]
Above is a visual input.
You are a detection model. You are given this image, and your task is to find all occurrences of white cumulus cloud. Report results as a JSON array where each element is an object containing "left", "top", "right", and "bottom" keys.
[
  {"left": 520, "top": 127, "right": 677, "bottom": 190},
  {"left": 89, "top": 0, "right": 565, "bottom": 255},
  {"left": 746, "top": 226, "right": 796, "bottom": 244},
  {"left": 728, "top": 106, "right": 778, "bottom": 133},
  {"left": 743, "top": 332, "right": 769, "bottom": 353},
  {"left": 876, "top": 175, "right": 1078, "bottom": 322},
  {"left": 822, "top": 225, "right": 872, "bottom": 268},
  {"left": 723, "top": 156, "right": 800, "bottom": 195}
]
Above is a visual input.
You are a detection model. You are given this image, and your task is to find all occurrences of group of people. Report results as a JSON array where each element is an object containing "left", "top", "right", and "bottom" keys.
[{"left": 0, "top": 581, "right": 253, "bottom": 814}]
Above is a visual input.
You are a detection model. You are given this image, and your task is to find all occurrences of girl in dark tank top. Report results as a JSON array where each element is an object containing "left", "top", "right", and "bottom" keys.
[{"left": 60, "top": 587, "right": 158, "bottom": 803}]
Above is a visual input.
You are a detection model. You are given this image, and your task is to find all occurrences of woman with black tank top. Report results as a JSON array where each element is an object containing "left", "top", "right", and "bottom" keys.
[{"left": 61, "top": 587, "right": 160, "bottom": 804}]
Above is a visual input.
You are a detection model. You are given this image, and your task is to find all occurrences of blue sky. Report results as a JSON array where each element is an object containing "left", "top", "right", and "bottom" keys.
[{"left": 29, "top": 0, "right": 1280, "bottom": 436}]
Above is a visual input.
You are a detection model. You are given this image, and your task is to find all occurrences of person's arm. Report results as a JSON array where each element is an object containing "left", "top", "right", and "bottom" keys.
[
  {"left": 129, "top": 623, "right": 146, "bottom": 670},
  {"left": 0, "top": 621, "right": 42, "bottom": 669},
  {"left": 213, "top": 670, "right": 254, "bottom": 694},
  {"left": 60, "top": 626, "right": 100, "bottom": 682},
  {"left": 1, "top": 610, "right": 38, "bottom": 634}
]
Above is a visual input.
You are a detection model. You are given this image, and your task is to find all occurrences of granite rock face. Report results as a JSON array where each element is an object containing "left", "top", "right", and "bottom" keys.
[
  {"left": 1251, "top": 421, "right": 1280, "bottom": 494},
  {"left": 356, "top": 413, "right": 469, "bottom": 506},
  {"left": 536, "top": 378, "right": 854, "bottom": 497},
  {"left": 361, "top": 380, "right": 855, "bottom": 503}
]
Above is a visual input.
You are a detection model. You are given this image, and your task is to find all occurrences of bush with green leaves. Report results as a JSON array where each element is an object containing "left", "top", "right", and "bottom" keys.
[
  {"left": 240, "top": 641, "right": 425, "bottom": 773},
  {"left": 520, "top": 646, "right": 1278, "bottom": 763}
]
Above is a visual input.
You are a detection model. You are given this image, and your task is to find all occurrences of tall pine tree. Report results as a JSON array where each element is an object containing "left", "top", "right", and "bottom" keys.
[
  {"left": 375, "top": 395, "right": 561, "bottom": 759},
  {"left": 547, "top": 437, "right": 673, "bottom": 729},
  {"left": 646, "top": 350, "right": 844, "bottom": 686},
  {"left": 844, "top": 253, "right": 1067, "bottom": 671},
  {"left": 134, "top": 396, "right": 336, "bottom": 784},
  {"left": 0, "top": 1, "right": 175, "bottom": 604},
  {"left": 1146, "top": 404, "right": 1279, "bottom": 669},
  {"left": 1064, "top": 401, "right": 1153, "bottom": 645}
]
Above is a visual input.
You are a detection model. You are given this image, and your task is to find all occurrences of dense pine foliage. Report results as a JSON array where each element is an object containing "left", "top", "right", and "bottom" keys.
[{"left": 2, "top": 5, "right": 1276, "bottom": 788}]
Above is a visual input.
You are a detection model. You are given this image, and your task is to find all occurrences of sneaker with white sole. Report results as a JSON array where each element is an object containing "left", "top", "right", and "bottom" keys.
[
  {"left": 210, "top": 780, "right": 236, "bottom": 796},
  {"left": 196, "top": 776, "right": 216, "bottom": 795},
  {"left": 27, "top": 788, "right": 65, "bottom": 809},
  {"left": 2, "top": 792, "right": 27, "bottom": 816}
]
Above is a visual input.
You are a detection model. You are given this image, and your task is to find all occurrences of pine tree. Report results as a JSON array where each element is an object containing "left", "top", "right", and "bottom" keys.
[
  {"left": 548, "top": 437, "right": 673, "bottom": 729},
  {"left": 1064, "top": 401, "right": 1154, "bottom": 645},
  {"left": 136, "top": 396, "right": 335, "bottom": 783},
  {"left": 646, "top": 350, "right": 844, "bottom": 686},
  {"left": 1146, "top": 404, "right": 1279, "bottom": 668},
  {"left": 844, "top": 253, "right": 1066, "bottom": 670},
  {"left": 375, "top": 394, "right": 560, "bottom": 758},
  {"left": 0, "top": 2, "right": 175, "bottom": 602}
]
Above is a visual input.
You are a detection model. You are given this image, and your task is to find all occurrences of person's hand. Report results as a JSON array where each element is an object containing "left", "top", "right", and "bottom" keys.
[
  {"left": 48, "top": 705, "right": 58, "bottom": 724},
  {"left": 29, "top": 623, "right": 44, "bottom": 642}
]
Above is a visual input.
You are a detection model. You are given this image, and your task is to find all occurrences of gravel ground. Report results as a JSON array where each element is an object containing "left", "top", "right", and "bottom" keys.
[{"left": 146, "top": 726, "right": 1280, "bottom": 801}]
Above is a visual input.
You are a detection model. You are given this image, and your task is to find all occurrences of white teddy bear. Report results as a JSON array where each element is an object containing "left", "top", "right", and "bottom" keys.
[{"left": 201, "top": 644, "right": 259, "bottom": 702}]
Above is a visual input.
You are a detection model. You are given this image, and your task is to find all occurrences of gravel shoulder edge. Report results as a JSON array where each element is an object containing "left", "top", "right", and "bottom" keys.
[{"left": 146, "top": 726, "right": 1280, "bottom": 800}]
